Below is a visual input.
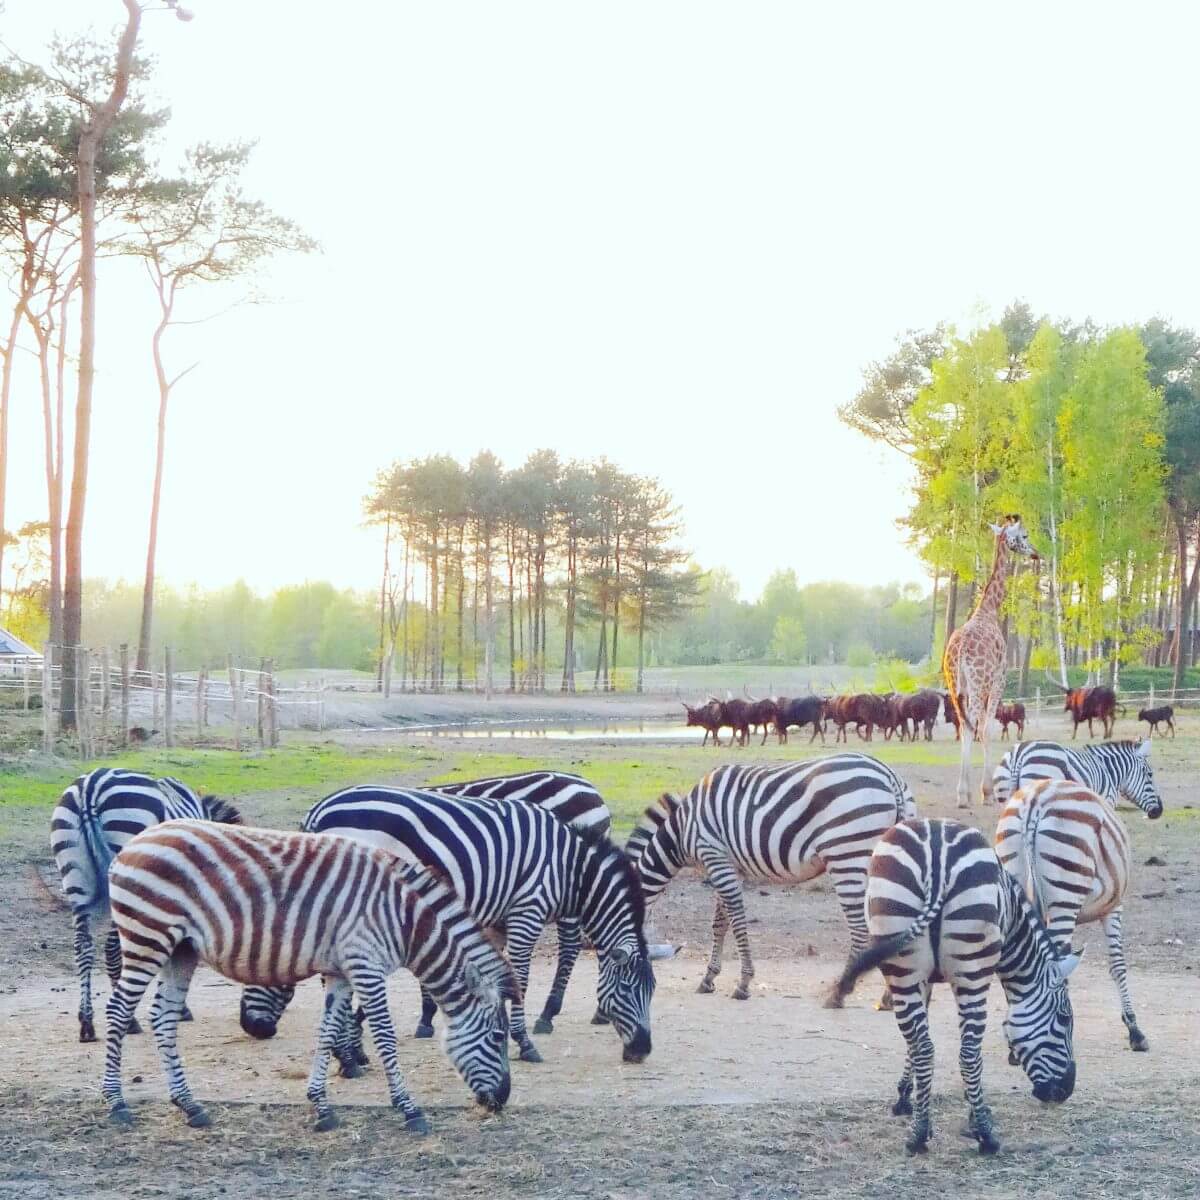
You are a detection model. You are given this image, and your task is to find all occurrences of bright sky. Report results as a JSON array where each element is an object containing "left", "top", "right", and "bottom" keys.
[{"left": 5, "top": 1, "right": 1199, "bottom": 602}]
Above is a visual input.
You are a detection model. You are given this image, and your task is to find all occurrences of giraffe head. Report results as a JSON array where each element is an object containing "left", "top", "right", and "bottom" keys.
[{"left": 989, "top": 514, "right": 1039, "bottom": 562}]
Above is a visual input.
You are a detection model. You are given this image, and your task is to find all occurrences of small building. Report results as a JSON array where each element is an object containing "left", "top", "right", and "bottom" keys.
[{"left": 0, "top": 627, "right": 42, "bottom": 675}]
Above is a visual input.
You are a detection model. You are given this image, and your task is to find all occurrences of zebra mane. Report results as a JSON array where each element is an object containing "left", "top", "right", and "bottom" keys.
[
  {"left": 1000, "top": 867, "right": 1065, "bottom": 968},
  {"left": 574, "top": 824, "right": 648, "bottom": 953},
  {"left": 625, "top": 792, "right": 683, "bottom": 859},
  {"left": 200, "top": 795, "right": 244, "bottom": 825}
]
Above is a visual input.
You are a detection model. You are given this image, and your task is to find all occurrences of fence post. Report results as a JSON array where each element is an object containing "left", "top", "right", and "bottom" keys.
[
  {"left": 1034, "top": 687, "right": 1041, "bottom": 732},
  {"left": 164, "top": 647, "right": 175, "bottom": 748},
  {"left": 119, "top": 644, "right": 130, "bottom": 748},
  {"left": 100, "top": 647, "right": 111, "bottom": 754},
  {"left": 22, "top": 658, "right": 30, "bottom": 711},
  {"left": 229, "top": 655, "right": 241, "bottom": 751},
  {"left": 256, "top": 658, "right": 266, "bottom": 748},
  {"left": 42, "top": 642, "right": 53, "bottom": 753},
  {"left": 152, "top": 663, "right": 161, "bottom": 734},
  {"left": 267, "top": 659, "right": 278, "bottom": 748},
  {"left": 383, "top": 641, "right": 394, "bottom": 699},
  {"left": 1148, "top": 682, "right": 1154, "bottom": 712},
  {"left": 317, "top": 676, "right": 325, "bottom": 732},
  {"left": 197, "top": 667, "right": 206, "bottom": 740},
  {"left": 76, "top": 645, "right": 90, "bottom": 759}
]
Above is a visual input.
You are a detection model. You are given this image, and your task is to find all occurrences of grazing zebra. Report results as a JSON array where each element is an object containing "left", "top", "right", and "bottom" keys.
[
  {"left": 996, "top": 778, "right": 1149, "bottom": 1051},
  {"left": 991, "top": 738, "right": 1164, "bottom": 818},
  {"left": 623, "top": 755, "right": 916, "bottom": 1006},
  {"left": 434, "top": 771, "right": 609, "bottom": 1035},
  {"left": 102, "top": 821, "right": 518, "bottom": 1132},
  {"left": 49, "top": 767, "right": 243, "bottom": 1042},
  {"left": 241, "top": 786, "right": 653, "bottom": 1066},
  {"left": 837, "top": 819, "right": 1079, "bottom": 1156}
]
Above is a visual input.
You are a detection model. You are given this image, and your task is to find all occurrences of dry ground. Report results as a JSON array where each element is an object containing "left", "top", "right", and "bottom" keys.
[{"left": 1, "top": 712, "right": 1198, "bottom": 1198}]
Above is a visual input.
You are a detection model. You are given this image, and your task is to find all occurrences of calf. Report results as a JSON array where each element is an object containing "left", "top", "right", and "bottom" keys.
[
  {"left": 996, "top": 701, "right": 1026, "bottom": 741},
  {"left": 1137, "top": 704, "right": 1175, "bottom": 738},
  {"left": 899, "top": 690, "right": 941, "bottom": 742},
  {"left": 774, "top": 695, "right": 827, "bottom": 744}
]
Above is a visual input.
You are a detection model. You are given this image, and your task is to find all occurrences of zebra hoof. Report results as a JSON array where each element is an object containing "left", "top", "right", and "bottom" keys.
[
  {"left": 338, "top": 1060, "right": 365, "bottom": 1079},
  {"left": 180, "top": 1005, "right": 194, "bottom": 1023},
  {"left": 697, "top": 979, "right": 715, "bottom": 995},
  {"left": 1008, "top": 1049, "right": 1019, "bottom": 1067},
  {"left": 977, "top": 1133, "right": 1001, "bottom": 1156},
  {"left": 875, "top": 991, "right": 894, "bottom": 1012},
  {"left": 185, "top": 1108, "right": 210, "bottom": 1129},
  {"left": 1130, "top": 1032, "right": 1150, "bottom": 1052},
  {"left": 108, "top": 1103, "right": 134, "bottom": 1126},
  {"left": 892, "top": 1097, "right": 913, "bottom": 1117},
  {"left": 314, "top": 1112, "right": 339, "bottom": 1133},
  {"left": 414, "top": 1023, "right": 435, "bottom": 1039},
  {"left": 589, "top": 1010, "right": 610, "bottom": 1026},
  {"left": 519, "top": 1044, "right": 544, "bottom": 1064},
  {"left": 731, "top": 984, "right": 750, "bottom": 1001},
  {"left": 127, "top": 1016, "right": 143, "bottom": 1036},
  {"left": 532, "top": 1017, "right": 554, "bottom": 1035},
  {"left": 905, "top": 1138, "right": 929, "bottom": 1156},
  {"left": 404, "top": 1113, "right": 431, "bottom": 1134},
  {"left": 80, "top": 1020, "right": 97, "bottom": 1044}
]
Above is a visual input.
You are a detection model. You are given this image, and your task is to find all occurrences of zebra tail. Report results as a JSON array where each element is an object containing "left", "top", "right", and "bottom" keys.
[
  {"left": 201, "top": 795, "right": 244, "bottom": 825},
  {"left": 836, "top": 889, "right": 948, "bottom": 998},
  {"left": 78, "top": 805, "right": 116, "bottom": 916}
]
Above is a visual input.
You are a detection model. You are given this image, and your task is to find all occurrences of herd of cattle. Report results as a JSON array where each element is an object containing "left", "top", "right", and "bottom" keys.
[{"left": 684, "top": 686, "right": 1177, "bottom": 746}]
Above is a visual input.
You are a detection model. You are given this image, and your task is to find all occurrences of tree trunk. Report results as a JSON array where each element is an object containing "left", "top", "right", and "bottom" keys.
[
  {"left": 484, "top": 530, "right": 494, "bottom": 701},
  {"left": 135, "top": 308, "right": 174, "bottom": 675},
  {"left": 506, "top": 530, "right": 516, "bottom": 692},
  {"left": 455, "top": 524, "right": 466, "bottom": 691},
  {"left": 62, "top": 0, "right": 143, "bottom": 729},
  {"left": 928, "top": 569, "right": 940, "bottom": 660},
  {"left": 611, "top": 527, "right": 622, "bottom": 692},
  {"left": 377, "top": 514, "right": 391, "bottom": 691},
  {"left": 636, "top": 576, "right": 647, "bottom": 694},
  {"left": 944, "top": 573, "right": 959, "bottom": 643},
  {"left": 0, "top": 302, "right": 23, "bottom": 601},
  {"left": 560, "top": 534, "right": 576, "bottom": 693}
]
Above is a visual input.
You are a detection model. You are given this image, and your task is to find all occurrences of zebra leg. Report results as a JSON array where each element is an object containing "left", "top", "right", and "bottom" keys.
[
  {"left": 334, "top": 997, "right": 368, "bottom": 1077},
  {"left": 1104, "top": 909, "right": 1149, "bottom": 1051},
  {"left": 699, "top": 851, "right": 754, "bottom": 999},
  {"left": 505, "top": 913, "right": 548, "bottom": 1062},
  {"left": 307, "top": 977, "right": 354, "bottom": 1132},
  {"left": 351, "top": 966, "right": 430, "bottom": 1132},
  {"left": 827, "top": 871, "right": 891, "bottom": 1011},
  {"left": 414, "top": 986, "right": 438, "bottom": 1039},
  {"left": 697, "top": 896, "right": 729, "bottom": 994},
  {"left": 74, "top": 910, "right": 97, "bottom": 1043},
  {"left": 535, "top": 917, "right": 582, "bottom": 1035},
  {"left": 105, "top": 927, "right": 142, "bottom": 1036},
  {"left": 894, "top": 986, "right": 935, "bottom": 1154},
  {"left": 952, "top": 981, "right": 999, "bottom": 1155},
  {"left": 101, "top": 937, "right": 167, "bottom": 1125},
  {"left": 151, "top": 943, "right": 208, "bottom": 1129}
]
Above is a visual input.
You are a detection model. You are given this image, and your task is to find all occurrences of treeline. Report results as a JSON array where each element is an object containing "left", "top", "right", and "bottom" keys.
[
  {"left": 659, "top": 570, "right": 932, "bottom": 667},
  {"left": 365, "top": 452, "right": 697, "bottom": 693},
  {"left": 840, "top": 304, "right": 1200, "bottom": 691},
  {"left": 77, "top": 579, "right": 379, "bottom": 673}
]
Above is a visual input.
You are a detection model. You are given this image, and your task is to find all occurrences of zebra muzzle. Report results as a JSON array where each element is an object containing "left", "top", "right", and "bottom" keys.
[{"left": 622, "top": 1026, "right": 652, "bottom": 1063}]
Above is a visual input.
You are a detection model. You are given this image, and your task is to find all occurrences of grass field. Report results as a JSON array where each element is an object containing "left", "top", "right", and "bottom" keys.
[{"left": 1, "top": 713, "right": 1198, "bottom": 1198}]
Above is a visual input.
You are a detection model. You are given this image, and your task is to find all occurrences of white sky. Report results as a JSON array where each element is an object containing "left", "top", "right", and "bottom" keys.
[{"left": 4, "top": 1, "right": 1199, "bottom": 602}]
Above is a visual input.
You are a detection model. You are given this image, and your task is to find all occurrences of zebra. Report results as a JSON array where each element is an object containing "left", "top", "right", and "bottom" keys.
[
  {"left": 49, "top": 767, "right": 243, "bottom": 1042},
  {"left": 622, "top": 755, "right": 916, "bottom": 1007},
  {"left": 240, "top": 785, "right": 654, "bottom": 1066},
  {"left": 991, "top": 738, "right": 1164, "bottom": 818},
  {"left": 837, "top": 818, "right": 1079, "bottom": 1156},
  {"left": 102, "top": 820, "right": 519, "bottom": 1132},
  {"left": 996, "top": 777, "right": 1149, "bottom": 1051}
]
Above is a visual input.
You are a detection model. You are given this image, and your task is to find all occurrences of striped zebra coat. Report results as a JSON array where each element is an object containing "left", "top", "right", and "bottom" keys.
[
  {"left": 991, "top": 739, "right": 1164, "bottom": 818},
  {"left": 103, "top": 821, "right": 519, "bottom": 1133},
  {"left": 624, "top": 755, "right": 915, "bottom": 1006},
  {"left": 432, "top": 771, "right": 609, "bottom": 1036},
  {"left": 996, "top": 778, "right": 1149, "bottom": 1051},
  {"left": 242, "top": 786, "right": 653, "bottom": 1066},
  {"left": 838, "top": 819, "right": 1079, "bottom": 1156},
  {"left": 49, "top": 767, "right": 243, "bottom": 1043}
]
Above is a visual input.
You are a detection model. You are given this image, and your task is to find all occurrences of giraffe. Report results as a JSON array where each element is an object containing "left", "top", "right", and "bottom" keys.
[{"left": 943, "top": 515, "right": 1040, "bottom": 807}]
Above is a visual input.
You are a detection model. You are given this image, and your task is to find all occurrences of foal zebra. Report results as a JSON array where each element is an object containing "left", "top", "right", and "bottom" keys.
[
  {"left": 103, "top": 821, "right": 518, "bottom": 1132},
  {"left": 49, "top": 767, "right": 242, "bottom": 1042},
  {"left": 991, "top": 738, "right": 1163, "bottom": 817},
  {"left": 838, "top": 819, "right": 1079, "bottom": 1156},
  {"left": 242, "top": 786, "right": 653, "bottom": 1065},
  {"left": 996, "top": 778, "right": 1149, "bottom": 1051},
  {"left": 624, "top": 755, "right": 915, "bottom": 1006}
]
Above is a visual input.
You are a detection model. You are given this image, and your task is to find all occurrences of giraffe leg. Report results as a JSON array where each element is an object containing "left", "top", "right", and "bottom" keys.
[{"left": 955, "top": 710, "right": 977, "bottom": 808}]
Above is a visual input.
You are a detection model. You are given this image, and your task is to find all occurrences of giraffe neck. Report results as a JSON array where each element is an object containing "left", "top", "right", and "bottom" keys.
[{"left": 971, "top": 535, "right": 1010, "bottom": 624}]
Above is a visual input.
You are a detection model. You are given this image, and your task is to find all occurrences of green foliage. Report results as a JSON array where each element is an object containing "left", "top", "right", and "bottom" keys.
[
  {"left": 769, "top": 615, "right": 807, "bottom": 663},
  {"left": 846, "top": 640, "right": 874, "bottom": 668}
]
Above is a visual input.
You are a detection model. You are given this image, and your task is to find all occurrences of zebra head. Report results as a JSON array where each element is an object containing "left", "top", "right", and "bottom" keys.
[
  {"left": 1003, "top": 948, "right": 1081, "bottom": 1104},
  {"left": 1122, "top": 740, "right": 1164, "bottom": 819},
  {"left": 441, "top": 955, "right": 520, "bottom": 1113},
  {"left": 578, "top": 831, "right": 656, "bottom": 1062},
  {"left": 239, "top": 984, "right": 295, "bottom": 1039}
]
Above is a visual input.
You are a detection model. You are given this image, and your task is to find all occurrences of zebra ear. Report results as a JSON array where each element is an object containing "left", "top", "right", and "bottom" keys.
[
  {"left": 609, "top": 946, "right": 631, "bottom": 967},
  {"left": 1055, "top": 948, "right": 1084, "bottom": 982},
  {"left": 1135, "top": 739, "right": 1151, "bottom": 759}
]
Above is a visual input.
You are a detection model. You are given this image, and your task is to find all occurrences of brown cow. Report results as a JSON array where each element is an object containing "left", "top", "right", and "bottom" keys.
[
  {"left": 716, "top": 697, "right": 754, "bottom": 747},
  {"left": 880, "top": 694, "right": 907, "bottom": 741},
  {"left": 941, "top": 690, "right": 965, "bottom": 740},
  {"left": 899, "top": 690, "right": 942, "bottom": 742},
  {"left": 744, "top": 696, "right": 781, "bottom": 746},
  {"left": 1062, "top": 685, "right": 1118, "bottom": 739},
  {"left": 830, "top": 693, "right": 886, "bottom": 742},
  {"left": 996, "top": 701, "right": 1026, "bottom": 740},
  {"left": 683, "top": 700, "right": 724, "bottom": 746},
  {"left": 774, "top": 695, "right": 827, "bottom": 744}
]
